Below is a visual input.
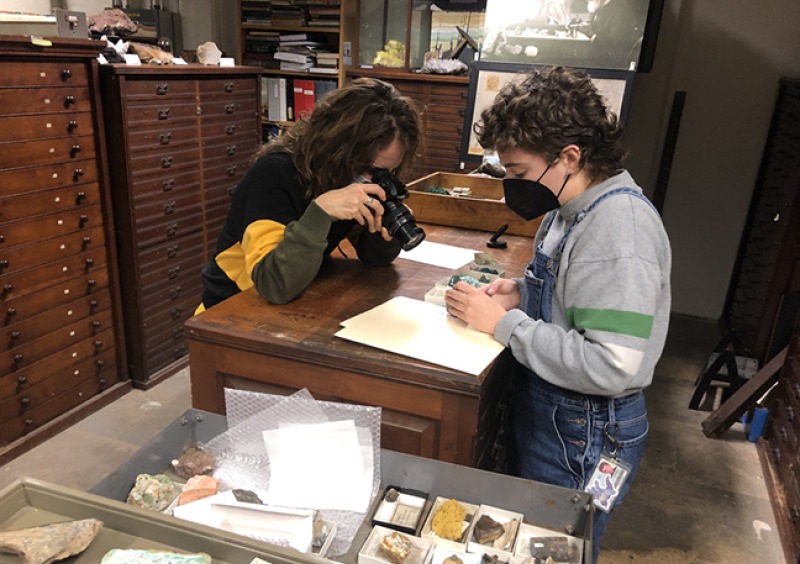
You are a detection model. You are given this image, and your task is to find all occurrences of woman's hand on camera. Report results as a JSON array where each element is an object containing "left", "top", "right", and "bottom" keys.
[
  {"left": 315, "top": 183, "right": 386, "bottom": 234},
  {"left": 444, "top": 282, "right": 507, "bottom": 335},
  {"left": 484, "top": 278, "right": 521, "bottom": 310}
]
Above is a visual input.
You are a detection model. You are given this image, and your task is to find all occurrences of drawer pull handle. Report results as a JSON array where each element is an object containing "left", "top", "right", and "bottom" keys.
[
  {"left": 10, "top": 330, "right": 20, "bottom": 340},
  {"left": 158, "top": 108, "right": 171, "bottom": 119},
  {"left": 171, "top": 307, "right": 183, "bottom": 320},
  {"left": 161, "top": 156, "right": 173, "bottom": 168},
  {"left": 170, "top": 286, "right": 182, "bottom": 300},
  {"left": 96, "top": 359, "right": 105, "bottom": 369},
  {"left": 25, "top": 418, "right": 34, "bottom": 427},
  {"left": 68, "top": 120, "right": 78, "bottom": 131},
  {"left": 79, "top": 214, "right": 89, "bottom": 227},
  {"left": 225, "top": 103, "right": 235, "bottom": 114},
  {"left": 160, "top": 132, "right": 173, "bottom": 144},
  {"left": 89, "top": 299, "right": 98, "bottom": 309},
  {"left": 2, "top": 284, "right": 12, "bottom": 297},
  {"left": 225, "top": 125, "right": 236, "bottom": 135},
  {"left": 0, "top": 260, "right": 9, "bottom": 270},
  {"left": 173, "top": 327, "right": 184, "bottom": 340},
  {"left": 61, "top": 69, "right": 72, "bottom": 80},
  {"left": 156, "top": 83, "right": 170, "bottom": 95},
  {"left": 227, "top": 165, "right": 237, "bottom": 176},
  {"left": 227, "top": 145, "right": 237, "bottom": 156},
  {"left": 82, "top": 236, "right": 91, "bottom": 248},
  {"left": 166, "top": 223, "right": 178, "bottom": 238},
  {"left": 71, "top": 144, "right": 81, "bottom": 157},
  {"left": 99, "top": 378, "right": 107, "bottom": 385},
  {"left": 167, "top": 245, "right": 179, "bottom": 258},
  {"left": 65, "top": 95, "right": 76, "bottom": 107},
  {"left": 164, "top": 201, "right": 176, "bottom": 215},
  {"left": 18, "top": 375, "right": 27, "bottom": 385},
  {"left": 228, "top": 186, "right": 235, "bottom": 196},
  {"left": 21, "top": 397, "right": 30, "bottom": 407},
  {"left": 0, "top": 235, "right": 3, "bottom": 243},
  {"left": 13, "top": 353, "right": 24, "bottom": 364},
  {"left": 85, "top": 257, "right": 94, "bottom": 268},
  {"left": 76, "top": 191, "right": 87, "bottom": 204},
  {"left": 7, "top": 307, "right": 17, "bottom": 317},
  {"left": 73, "top": 168, "right": 84, "bottom": 181},
  {"left": 458, "top": 108, "right": 465, "bottom": 117},
  {"left": 174, "top": 344, "right": 187, "bottom": 358},
  {"left": 168, "top": 266, "right": 180, "bottom": 279},
  {"left": 225, "top": 82, "right": 234, "bottom": 92},
  {"left": 87, "top": 279, "right": 97, "bottom": 289},
  {"left": 92, "top": 320, "right": 101, "bottom": 328},
  {"left": 163, "top": 178, "right": 175, "bottom": 191}
]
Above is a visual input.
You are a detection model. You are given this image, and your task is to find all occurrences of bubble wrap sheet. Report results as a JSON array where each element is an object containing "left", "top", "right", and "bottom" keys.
[{"left": 204, "top": 388, "right": 382, "bottom": 556}]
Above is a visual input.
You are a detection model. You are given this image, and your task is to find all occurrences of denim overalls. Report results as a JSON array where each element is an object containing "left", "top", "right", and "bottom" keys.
[{"left": 512, "top": 188, "right": 655, "bottom": 563}]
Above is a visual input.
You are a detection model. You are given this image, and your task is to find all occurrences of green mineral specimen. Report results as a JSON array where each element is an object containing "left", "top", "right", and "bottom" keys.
[
  {"left": 101, "top": 549, "right": 212, "bottom": 563},
  {"left": 126, "top": 473, "right": 177, "bottom": 512}
]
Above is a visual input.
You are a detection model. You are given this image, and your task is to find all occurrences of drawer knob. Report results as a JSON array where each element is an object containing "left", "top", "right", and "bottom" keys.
[
  {"left": 160, "top": 132, "right": 173, "bottom": 144},
  {"left": 156, "top": 83, "right": 170, "bottom": 95},
  {"left": 25, "top": 418, "right": 34, "bottom": 427},
  {"left": 168, "top": 266, "right": 180, "bottom": 279},
  {"left": 71, "top": 144, "right": 81, "bottom": 157},
  {"left": 89, "top": 299, "right": 98, "bottom": 309},
  {"left": 164, "top": 201, "right": 176, "bottom": 215},
  {"left": 21, "top": 397, "right": 30, "bottom": 407},
  {"left": 225, "top": 82, "right": 234, "bottom": 92},
  {"left": 161, "top": 156, "right": 173, "bottom": 168},
  {"left": 158, "top": 108, "right": 171, "bottom": 120},
  {"left": 5, "top": 309, "right": 15, "bottom": 320},
  {"left": 18, "top": 375, "right": 27, "bottom": 385},
  {"left": 13, "top": 353, "right": 24, "bottom": 364},
  {"left": 87, "top": 279, "right": 97, "bottom": 289},
  {"left": 170, "top": 286, "right": 182, "bottom": 300},
  {"left": 167, "top": 245, "right": 178, "bottom": 258},
  {"left": 225, "top": 103, "right": 235, "bottom": 114},
  {"left": 85, "top": 258, "right": 94, "bottom": 269},
  {"left": 163, "top": 178, "right": 175, "bottom": 191},
  {"left": 73, "top": 168, "right": 84, "bottom": 181},
  {"left": 228, "top": 186, "right": 235, "bottom": 196},
  {"left": 94, "top": 340, "right": 103, "bottom": 349},
  {"left": 171, "top": 307, "right": 183, "bottom": 320},
  {"left": 95, "top": 359, "right": 105, "bottom": 368},
  {"left": 225, "top": 124, "right": 236, "bottom": 135},
  {"left": 166, "top": 223, "right": 178, "bottom": 237},
  {"left": 99, "top": 378, "right": 108, "bottom": 386},
  {"left": 2, "top": 283, "right": 12, "bottom": 296},
  {"left": 0, "top": 235, "right": 4, "bottom": 243},
  {"left": 227, "top": 145, "right": 237, "bottom": 156},
  {"left": 76, "top": 191, "right": 87, "bottom": 204},
  {"left": 68, "top": 120, "right": 78, "bottom": 132},
  {"left": 82, "top": 236, "right": 91, "bottom": 248},
  {"left": 92, "top": 320, "right": 101, "bottom": 328},
  {"left": 227, "top": 165, "right": 237, "bottom": 176},
  {"left": 65, "top": 95, "right": 76, "bottom": 107},
  {"left": 0, "top": 259, "right": 8, "bottom": 270},
  {"left": 10, "top": 330, "right": 20, "bottom": 340},
  {"left": 61, "top": 69, "right": 72, "bottom": 80},
  {"left": 79, "top": 214, "right": 89, "bottom": 227},
  {"left": 174, "top": 345, "right": 187, "bottom": 358},
  {"left": 173, "top": 327, "right": 184, "bottom": 340}
]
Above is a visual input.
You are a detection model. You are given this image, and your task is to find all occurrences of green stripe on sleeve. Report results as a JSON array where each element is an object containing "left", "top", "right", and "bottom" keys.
[{"left": 567, "top": 307, "right": 654, "bottom": 339}]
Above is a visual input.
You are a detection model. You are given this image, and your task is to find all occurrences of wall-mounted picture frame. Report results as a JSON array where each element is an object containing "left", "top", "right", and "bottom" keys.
[{"left": 459, "top": 61, "right": 635, "bottom": 165}]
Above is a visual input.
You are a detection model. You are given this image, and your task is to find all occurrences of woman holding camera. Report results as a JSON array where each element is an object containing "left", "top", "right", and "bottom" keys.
[
  {"left": 444, "top": 67, "right": 671, "bottom": 562},
  {"left": 197, "top": 78, "right": 421, "bottom": 312}
]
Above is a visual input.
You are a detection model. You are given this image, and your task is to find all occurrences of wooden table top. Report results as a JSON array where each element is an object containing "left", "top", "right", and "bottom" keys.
[{"left": 185, "top": 224, "right": 535, "bottom": 395}]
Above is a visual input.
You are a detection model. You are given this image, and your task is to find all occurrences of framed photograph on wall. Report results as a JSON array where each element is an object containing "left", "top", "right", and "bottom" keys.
[
  {"left": 480, "top": 0, "right": 663, "bottom": 72},
  {"left": 460, "top": 62, "right": 635, "bottom": 164}
]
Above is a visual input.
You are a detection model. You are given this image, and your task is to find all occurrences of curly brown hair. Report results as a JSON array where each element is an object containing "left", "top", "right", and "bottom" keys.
[
  {"left": 261, "top": 77, "right": 420, "bottom": 200},
  {"left": 475, "top": 66, "right": 627, "bottom": 182}
]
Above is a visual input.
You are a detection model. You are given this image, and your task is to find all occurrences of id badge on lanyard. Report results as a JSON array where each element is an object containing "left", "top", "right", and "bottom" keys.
[{"left": 584, "top": 423, "right": 631, "bottom": 512}]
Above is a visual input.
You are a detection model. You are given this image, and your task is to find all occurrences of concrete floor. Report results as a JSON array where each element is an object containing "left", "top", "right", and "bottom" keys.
[{"left": 0, "top": 315, "right": 786, "bottom": 563}]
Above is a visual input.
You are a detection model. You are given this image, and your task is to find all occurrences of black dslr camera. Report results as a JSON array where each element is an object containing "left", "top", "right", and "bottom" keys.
[{"left": 370, "top": 169, "right": 425, "bottom": 251}]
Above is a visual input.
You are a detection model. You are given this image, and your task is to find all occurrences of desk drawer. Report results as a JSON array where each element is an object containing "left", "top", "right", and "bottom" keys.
[
  {"left": 0, "top": 111, "right": 94, "bottom": 143},
  {"left": 200, "top": 98, "right": 257, "bottom": 119},
  {"left": 0, "top": 308, "right": 113, "bottom": 377},
  {"left": 133, "top": 206, "right": 203, "bottom": 249},
  {"left": 142, "top": 292, "right": 198, "bottom": 333},
  {"left": 202, "top": 140, "right": 258, "bottom": 161},
  {"left": 124, "top": 101, "right": 198, "bottom": 127},
  {"left": 144, "top": 335, "right": 189, "bottom": 376},
  {"left": 0, "top": 159, "right": 98, "bottom": 198},
  {"left": 131, "top": 168, "right": 201, "bottom": 202},
  {"left": 198, "top": 78, "right": 257, "bottom": 97},
  {"left": 142, "top": 278, "right": 203, "bottom": 318},
  {"left": 200, "top": 118, "right": 257, "bottom": 140},
  {"left": 203, "top": 156, "right": 251, "bottom": 187},
  {"left": 0, "top": 226, "right": 106, "bottom": 281},
  {"left": 0, "top": 247, "right": 108, "bottom": 304},
  {"left": 0, "top": 135, "right": 96, "bottom": 170},
  {"left": 130, "top": 146, "right": 201, "bottom": 179},
  {"left": 0, "top": 182, "right": 100, "bottom": 224},
  {"left": 0, "top": 203, "right": 102, "bottom": 248},
  {"left": 0, "top": 88, "right": 93, "bottom": 117},
  {"left": 128, "top": 124, "right": 198, "bottom": 154},
  {"left": 132, "top": 190, "right": 202, "bottom": 233},
  {"left": 1, "top": 289, "right": 112, "bottom": 352},
  {"left": 0, "top": 61, "right": 89, "bottom": 88},
  {"left": 124, "top": 78, "right": 197, "bottom": 100},
  {"left": 138, "top": 244, "right": 205, "bottom": 292}
]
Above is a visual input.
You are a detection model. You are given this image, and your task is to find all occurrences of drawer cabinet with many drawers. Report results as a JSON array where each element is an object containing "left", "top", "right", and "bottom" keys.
[
  {"left": 100, "top": 65, "right": 261, "bottom": 388},
  {"left": 0, "top": 37, "right": 130, "bottom": 464}
]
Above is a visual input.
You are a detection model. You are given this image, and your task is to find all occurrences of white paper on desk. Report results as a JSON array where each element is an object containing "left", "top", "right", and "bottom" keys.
[
  {"left": 263, "top": 420, "right": 371, "bottom": 512},
  {"left": 335, "top": 296, "right": 504, "bottom": 376},
  {"left": 398, "top": 240, "right": 478, "bottom": 269}
]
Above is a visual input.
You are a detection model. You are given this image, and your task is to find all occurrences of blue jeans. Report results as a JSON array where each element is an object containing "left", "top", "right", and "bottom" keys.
[{"left": 512, "top": 374, "right": 649, "bottom": 564}]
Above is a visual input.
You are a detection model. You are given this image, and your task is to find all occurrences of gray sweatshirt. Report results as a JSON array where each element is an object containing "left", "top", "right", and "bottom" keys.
[{"left": 494, "top": 171, "right": 672, "bottom": 397}]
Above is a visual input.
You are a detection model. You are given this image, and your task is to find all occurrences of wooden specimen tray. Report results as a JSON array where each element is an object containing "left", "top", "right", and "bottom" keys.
[{"left": 406, "top": 173, "right": 541, "bottom": 237}]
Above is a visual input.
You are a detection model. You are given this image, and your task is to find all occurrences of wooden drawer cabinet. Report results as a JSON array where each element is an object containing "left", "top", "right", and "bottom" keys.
[
  {"left": 100, "top": 65, "right": 261, "bottom": 388},
  {"left": 0, "top": 36, "right": 129, "bottom": 464}
]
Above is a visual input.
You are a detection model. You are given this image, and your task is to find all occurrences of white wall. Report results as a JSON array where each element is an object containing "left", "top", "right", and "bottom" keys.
[
  {"left": 624, "top": 0, "right": 800, "bottom": 319},
  {"left": 1, "top": 0, "right": 52, "bottom": 13}
]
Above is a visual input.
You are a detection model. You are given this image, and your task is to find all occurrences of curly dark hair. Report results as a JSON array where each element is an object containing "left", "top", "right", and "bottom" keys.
[
  {"left": 261, "top": 77, "right": 421, "bottom": 200},
  {"left": 475, "top": 66, "right": 628, "bottom": 182}
]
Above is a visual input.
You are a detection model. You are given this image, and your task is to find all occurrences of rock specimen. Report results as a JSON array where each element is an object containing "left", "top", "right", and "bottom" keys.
[
  {"left": 100, "top": 549, "right": 212, "bottom": 563},
  {"left": 178, "top": 475, "right": 220, "bottom": 506},
  {"left": 196, "top": 42, "right": 222, "bottom": 66},
  {"left": 472, "top": 514, "right": 505, "bottom": 545},
  {"left": 378, "top": 531, "right": 412, "bottom": 564},
  {"left": 0, "top": 518, "right": 102, "bottom": 564},
  {"left": 431, "top": 499, "right": 468, "bottom": 541},
  {"left": 126, "top": 473, "right": 177, "bottom": 511},
  {"left": 232, "top": 489, "right": 263, "bottom": 504}
]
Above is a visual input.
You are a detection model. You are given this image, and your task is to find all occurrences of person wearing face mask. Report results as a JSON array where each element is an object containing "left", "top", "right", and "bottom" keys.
[
  {"left": 445, "top": 67, "right": 671, "bottom": 562},
  {"left": 196, "top": 78, "right": 421, "bottom": 312}
]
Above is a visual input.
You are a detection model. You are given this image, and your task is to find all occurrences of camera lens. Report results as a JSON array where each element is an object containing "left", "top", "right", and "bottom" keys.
[{"left": 383, "top": 200, "right": 425, "bottom": 251}]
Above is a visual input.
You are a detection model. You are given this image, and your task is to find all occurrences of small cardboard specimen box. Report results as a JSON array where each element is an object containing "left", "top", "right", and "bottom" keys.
[
  {"left": 466, "top": 505, "right": 523, "bottom": 561},
  {"left": 512, "top": 522, "right": 583, "bottom": 564},
  {"left": 420, "top": 497, "right": 480, "bottom": 553},
  {"left": 359, "top": 525, "right": 434, "bottom": 564},
  {"left": 405, "top": 172, "right": 542, "bottom": 237}
]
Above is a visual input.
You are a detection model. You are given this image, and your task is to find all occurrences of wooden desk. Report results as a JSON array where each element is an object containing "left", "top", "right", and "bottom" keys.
[{"left": 186, "top": 224, "right": 535, "bottom": 467}]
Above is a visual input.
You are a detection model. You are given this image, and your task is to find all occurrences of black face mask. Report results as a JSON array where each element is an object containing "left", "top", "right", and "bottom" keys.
[{"left": 503, "top": 164, "right": 571, "bottom": 221}]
